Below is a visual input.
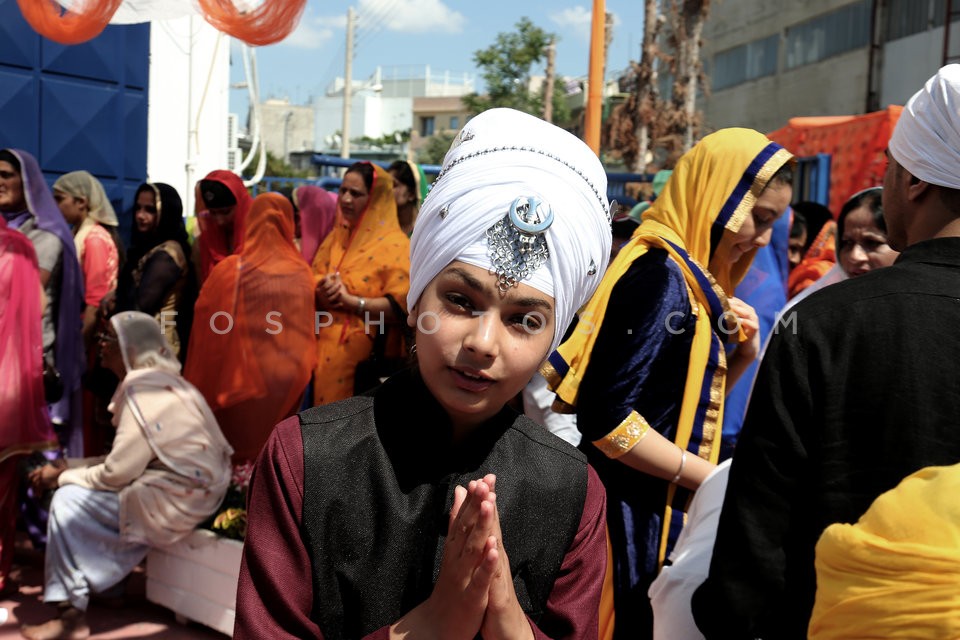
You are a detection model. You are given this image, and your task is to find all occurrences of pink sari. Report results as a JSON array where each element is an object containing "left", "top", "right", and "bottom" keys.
[{"left": 0, "top": 218, "right": 56, "bottom": 590}]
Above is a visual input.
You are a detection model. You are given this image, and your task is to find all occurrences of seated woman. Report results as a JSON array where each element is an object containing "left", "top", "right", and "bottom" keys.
[
  {"left": 185, "top": 193, "right": 317, "bottom": 464},
  {"left": 22, "top": 311, "right": 233, "bottom": 640},
  {"left": 235, "top": 108, "right": 615, "bottom": 639}
]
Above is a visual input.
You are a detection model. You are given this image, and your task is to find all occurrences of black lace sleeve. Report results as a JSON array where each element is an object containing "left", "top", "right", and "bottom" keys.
[{"left": 135, "top": 251, "right": 182, "bottom": 316}]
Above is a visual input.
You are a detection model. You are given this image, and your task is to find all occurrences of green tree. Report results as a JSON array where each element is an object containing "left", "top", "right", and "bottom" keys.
[
  {"left": 416, "top": 131, "right": 457, "bottom": 166},
  {"left": 463, "top": 17, "right": 567, "bottom": 122},
  {"left": 265, "top": 151, "right": 310, "bottom": 178}
]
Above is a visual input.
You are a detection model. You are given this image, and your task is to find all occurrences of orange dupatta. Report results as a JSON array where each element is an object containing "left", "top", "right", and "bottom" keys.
[
  {"left": 787, "top": 220, "right": 836, "bottom": 299},
  {"left": 184, "top": 193, "right": 316, "bottom": 462}
]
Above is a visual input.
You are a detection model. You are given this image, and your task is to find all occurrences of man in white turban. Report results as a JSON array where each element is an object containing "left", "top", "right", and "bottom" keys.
[
  {"left": 693, "top": 64, "right": 960, "bottom": 639},
  {"left": 235, "top": 108, "right": 616, "bottom": 640}
]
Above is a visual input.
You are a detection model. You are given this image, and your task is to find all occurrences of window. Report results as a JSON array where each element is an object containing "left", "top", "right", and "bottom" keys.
[
  {"left": 885, "top": 0, "right": 953, "bottom": 42},
  {"left": 712, "top": 34, "right": 779, "bottom": 91},
  {"left": 420, "top": 116, "right": 435, "bottom": 137},
  {"left": 785, "top": 0, "right": 872, "bottom": 70},
  {"left": 449, "top": 116, "right": 459, "bottom": 130}
]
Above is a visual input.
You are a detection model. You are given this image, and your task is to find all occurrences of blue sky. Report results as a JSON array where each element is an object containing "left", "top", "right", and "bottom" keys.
[{"left": 230, "top": 0, "right": 646, "bottom": 113}]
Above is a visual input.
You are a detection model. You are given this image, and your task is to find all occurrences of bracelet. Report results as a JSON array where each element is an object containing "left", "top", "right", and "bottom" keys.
[
  {"left": 356, "top": 297, "right": 366, "bottom": 317},
  {"left": 671, "top": 449, "right": 688, "bottom": 484}
]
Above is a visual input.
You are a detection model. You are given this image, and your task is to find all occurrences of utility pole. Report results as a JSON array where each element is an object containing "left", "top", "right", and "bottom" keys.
[
  {"left": 543, "top": 38, "right": 556, "bottom": 123},
  {"left": 341, "top": 7, "right": 354, "bottom": 159},
  {"left": 584, "top": 0, "right": 605, "bottom": 155}
]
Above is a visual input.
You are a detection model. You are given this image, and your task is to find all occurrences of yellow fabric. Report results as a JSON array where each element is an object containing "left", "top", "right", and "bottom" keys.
[
  {"left": 545, "top": 128, "right": 793, "bottom": 567},
  {"left": 810, "top": 464, "right": 960, "bottom": 639},
  {"left": 592, "top": 410, "right": 651, "bottom": 459},
  {"left": 312, "top": 164, "right": 411, "bottom": 404}
]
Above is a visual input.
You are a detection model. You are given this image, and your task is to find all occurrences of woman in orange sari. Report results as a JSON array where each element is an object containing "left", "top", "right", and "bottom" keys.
[
  {"left": 184, "top": 193, "right": 316, "bottom": 463},
  {"left": 312, "top": 162, "right": 410, "bottom": 405}
]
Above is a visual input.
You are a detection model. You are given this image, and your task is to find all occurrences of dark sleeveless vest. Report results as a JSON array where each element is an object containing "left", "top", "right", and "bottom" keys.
[{"left": 300, "top": 369, "right": 588, "bottom": 639}]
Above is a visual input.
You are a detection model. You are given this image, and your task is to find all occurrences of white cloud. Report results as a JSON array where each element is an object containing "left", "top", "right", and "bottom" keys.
[
  {"left": 551, "top": 6, "right": 620, "bottom": 42},
  {"left": 282, "top": 12, "right": 342, "bottom": 49},
  {"left": 357, "top": 0, "right": 465, "bottom": 34}
]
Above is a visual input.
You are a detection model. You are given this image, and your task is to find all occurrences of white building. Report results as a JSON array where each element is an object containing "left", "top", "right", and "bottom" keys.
[
  {"left": 313, "top": 65, "right": 475, "bottom": 151},
  {"left": 147, "top": 16, "right": 231, "bottom": 215}
]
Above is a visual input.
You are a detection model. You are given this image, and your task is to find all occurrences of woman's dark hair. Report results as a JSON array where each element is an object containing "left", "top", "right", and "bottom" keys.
[
  {"left": 387, "top": 160, "right": 417, "bottom": 196},
  {"left": 791, "top": 201, "right": 834, "bottom": 254},
  {"left": 346, "top": 162, "right": 375, "bottom": 192},
  {"left": 790, "top": 210, "right": 807, "bottom": 239},
  {"left": 128, "top": 183, "right": 191, "bottom": 261},
  {"left": 118, "top": 182, "right": 197, "bottom": 363},
  {"left": 837, "top": 187, "right": 884, "bottom": 239},
  {"left": 0, "top": 149, "right": 22, "bottom": 173},
  {"left": 764, "top": 162, "right": 794, "bottom": 191}
]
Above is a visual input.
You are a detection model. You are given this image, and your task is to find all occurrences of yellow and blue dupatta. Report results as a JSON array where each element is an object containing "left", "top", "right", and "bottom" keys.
[{"left": 543, "top": 128, "right": 793, "bottom": 565}]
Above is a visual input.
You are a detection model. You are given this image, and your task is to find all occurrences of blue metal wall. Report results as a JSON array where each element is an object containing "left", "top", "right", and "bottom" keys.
[{"left": 0, "top": 0, "right": 149, "bottom": 242}]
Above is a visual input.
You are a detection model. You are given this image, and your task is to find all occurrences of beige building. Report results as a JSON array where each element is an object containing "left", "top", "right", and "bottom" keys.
[
  {"left": 702, "top": 0, "right": 959, "bottom": 133},
  {"left": 409, "top": 96, "right": 471, "bottom": 155},
  {"left": 258, "top": 98, "right": 315, "bottom": 164}
]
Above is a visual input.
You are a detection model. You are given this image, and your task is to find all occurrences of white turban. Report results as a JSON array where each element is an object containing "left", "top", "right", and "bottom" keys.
[
  {"left": 408, "top": 108, "right": 612, "bottom": 353},
  {"left": 889, "top": 64, "right": 960, "bottom": 189}
]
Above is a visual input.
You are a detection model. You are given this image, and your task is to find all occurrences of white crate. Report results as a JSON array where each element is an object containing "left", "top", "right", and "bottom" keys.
[{"left": 145, "top": 529, "right": 243, "bottom": 636}]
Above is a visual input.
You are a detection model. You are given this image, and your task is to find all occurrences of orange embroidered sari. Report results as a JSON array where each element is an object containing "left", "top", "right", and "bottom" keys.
[{"left": 311, "top": 164, "right": 410, "bottom": 405}]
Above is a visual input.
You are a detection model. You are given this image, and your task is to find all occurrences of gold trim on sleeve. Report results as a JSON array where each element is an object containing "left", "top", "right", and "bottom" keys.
[{"left": 593, "top": 411, "right": 651, "bottom": 459}]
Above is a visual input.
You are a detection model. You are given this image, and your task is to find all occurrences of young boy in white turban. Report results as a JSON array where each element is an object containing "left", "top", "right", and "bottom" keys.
[
  {"left": 235, "top": 108, "right": 614, "bottom": 640},
  {"left": 693, "top": 64, "right": 960, "bottom": 640}
]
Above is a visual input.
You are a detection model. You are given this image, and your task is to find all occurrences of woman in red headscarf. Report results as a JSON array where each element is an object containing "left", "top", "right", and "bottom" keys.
[{"left": 196, "top": 170, "right": 253, "bottom": 282}]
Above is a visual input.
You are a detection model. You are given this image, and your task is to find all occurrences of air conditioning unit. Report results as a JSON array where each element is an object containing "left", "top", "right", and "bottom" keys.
[
  {"left": 226, "top": 148, "right": 241, "bottom": 171},
  {"left": 226, "top": 113, "right": 239, "bottom": 148}
]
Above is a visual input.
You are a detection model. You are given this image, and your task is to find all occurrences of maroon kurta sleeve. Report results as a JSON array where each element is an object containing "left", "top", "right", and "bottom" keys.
[
  {"left": 234, "top": 416, "right": 320, "bottom": 639},
  {"left": 530, "top": 464, "right": 612, "bottom": 640}
]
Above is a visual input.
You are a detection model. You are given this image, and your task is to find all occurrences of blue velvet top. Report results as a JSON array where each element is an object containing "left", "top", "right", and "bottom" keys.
[{"left": 575, "top": 248, "right": 695, "bottom": 604}]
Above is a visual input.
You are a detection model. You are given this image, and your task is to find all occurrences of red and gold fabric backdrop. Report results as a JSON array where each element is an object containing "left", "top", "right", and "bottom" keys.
[{"left": 768, "top": 106, "right": 902, "bottom": 216}]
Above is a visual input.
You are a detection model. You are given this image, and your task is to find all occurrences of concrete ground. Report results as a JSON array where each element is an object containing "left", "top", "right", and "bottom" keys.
[{"left": 1, "top": 535, "right": 227, "bottom": 640}]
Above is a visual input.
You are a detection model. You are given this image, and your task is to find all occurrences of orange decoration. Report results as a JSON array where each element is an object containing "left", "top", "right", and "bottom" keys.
[
  {"left": 16, "top": 0, "right": 124, "bottom": 45},
  {"left": 768, "top": 106, "right": 902, "bottom": 216},
  {"left": 197, "top": 0, "right": 307, "bottom": 47}
]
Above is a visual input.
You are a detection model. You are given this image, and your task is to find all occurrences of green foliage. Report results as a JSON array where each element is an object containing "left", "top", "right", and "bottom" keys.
[
  {"left": 265, "top": 151, "right": 310, "bottom": 178},
  {"left": 357, "top": 130, "right": 411, "bottom": 148},
  {"left": 416, "top": 131, "right": 457, "bottom": 165},
  {"left": 463, "top": 17, "right": 557, "bottom": 117}
]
